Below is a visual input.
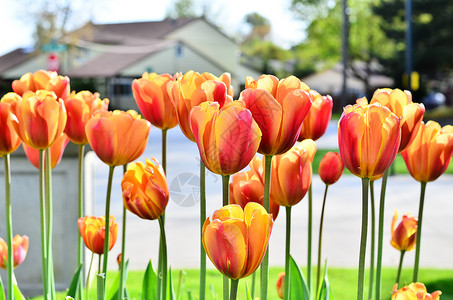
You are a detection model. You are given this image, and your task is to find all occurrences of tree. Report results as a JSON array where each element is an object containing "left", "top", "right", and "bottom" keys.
[{"left": 166, "top": 0, "right": 198, "bottom": 19}]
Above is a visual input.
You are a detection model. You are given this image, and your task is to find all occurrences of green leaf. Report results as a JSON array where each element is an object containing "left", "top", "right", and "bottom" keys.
[
  {"left": 107, "top": 260, "right": 129, "bottom": 300},
  {"left": 67, "top": 264, "right": 84, "bottom": 299},
  {"left": 209, "top": 284, "right": 217, "bottom": 300},
  {"left": 187, "top": 290, "right": 192, "bottom": 300},
  {"left": 289, "top": 255, "right": 310, "bottom": 300},
  {"left": 142, "top": 260, "right": 157, "bottom": 300},
  {"left": 167, "top": 267, "right": 175, "bottom": 300},
  {"left": 245, "top": 282, "right": 252, "bottom": 300},
  {"left": 0, "top": 276, "right": 5, "bottom": 300},
  {"left": 317, "top": 262, "right": 334, "bottom": 300},
  {"left": 13, "top": 284, "right": 26, "bottom": 300}
]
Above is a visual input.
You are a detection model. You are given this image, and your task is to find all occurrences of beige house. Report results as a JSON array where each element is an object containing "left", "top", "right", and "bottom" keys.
[{"left": 0, "top": 17, "right": 260, "bottom": 109}]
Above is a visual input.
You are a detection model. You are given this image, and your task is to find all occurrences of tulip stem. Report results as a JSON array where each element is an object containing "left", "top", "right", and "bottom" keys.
[
  {"left": 38, "top": 149, "right": 49, "bottom": 299},
  {"left": 85, "top": 253, "right": 94, "bottom": 300},
  {"left": 102, "top": 165, "right": 116, "bottom": 297},
  {"left": 307, "top": 183, "right": 313, "bottom": 295},
  {"left": 200, "top": 161, "right": 207, "bottom": 300},
  {"left": 97, "top": 255, "right": 103, "bottom": 300},
  {"left": 162, "top": 129, "right": 167, "bottom": 173},
  {"left": 316, "top": 184, "right": 329, "bottom": 295},
  {"left": 158, "top": 129, "right": 167, "bottom": 300},
  {"left": 375, "top": 168, "right": 389, "bottom": 300},
  {"left": 357, "top": 177, "right": 369, "bottom": 300},
  {"left": 3, "top": 154, "right": 14, "bottom": 300},
  {"left": 222, "top": 174, "right": 231, "bottom": 300},
  {"left": 45, "top": 148, "right": 56, "bottom": 300},
  {"left": 368, "top": 180, "right": 376, "bottom": 300},
  {"left": 250, "top": 272, "right": 256, "bottom": 299},
  {"left": 260, "top": 154, "right": 272, "bottom": 300},
  {"left": 284, "top": 206, "right": 292, "bottom": 300},
  {"left": 77, "top": 144, "right": 85, "bottom": 300},
  {"left": 119, "top": 164, "right": 128, "bottom": 300},
  {"left": 396, "top": 250, "right": 406, "bottom": 286},
  {"left": 230, "top": 279, "right": 239, "bottom": 300},
  {"left": 158, "top": 216, "right": 168, "bottom": 300},
  {"left": 413, "top": 181, "right": 427, "bottom": 282}
]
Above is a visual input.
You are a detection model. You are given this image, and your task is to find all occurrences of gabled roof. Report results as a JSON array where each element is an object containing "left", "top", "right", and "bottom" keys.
[{"left": 0, "top": 48, "right": 37, "bottom": 75}]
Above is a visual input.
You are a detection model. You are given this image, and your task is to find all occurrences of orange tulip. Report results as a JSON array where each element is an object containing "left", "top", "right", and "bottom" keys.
[
  {"left": 78, "top": 216, "right": 118, "bottom": 255},
  {"left": 392, "top": 282, "right": 441, "bottom": 300},
  {"left": 22, "top": 133, "right": 69, "bottom": 169},
  {"left": 189, "top": 101, "right": 262, "bottom": 175},
  {"left": 390, "top": 210, "right": 417, "bottom": 252},
  {"left": 132, "top": 72, "right": 178, "bottom": 130},
  {"left": 270, "top": 139, "right": 316, "bottom": 207},
  {"left": 0, "top": 235, "right": 29, "bottom": 269},
  {"left": 276, "top": 272, "right": 285, "bottom": 299},
  {"left": 64, "top": 91, "right": 109, "bottom": 145},
  {"left": 370, "top": 88, "right": 425, "bottom": 152},
  {"left": 298, "top": 90, "right": 333, "bottom": 141},
  {"left": 202, "top": 202, "right": 273, "bottom": 279},
  {"left": 122, "top": 158, "right": 169, "bottom": 220},
  {"left": 168, "top": 70, "right": 234, "bottom": 141},
  {"left": 229, "top": 157, "right": 280, "bottom": 219},
  {"left": 239, "top": 75, "right": 312, "bottom": 155},
  {"left": 319, "top": 151, "right": 344, "bottom": 185},
  {"left": 338, "top": 102, "right": 401, "bottom": 180},
  {"left": 85, "top": 110, "right": 150, "bottom": 166},
  {"left": 0, "top": 93, "right": 22, "bottom": 156},
  {"left": 401, "top": 121, "right": 453, "bottom": 183},
  {"left": 10, "top": 90, "right": 67, "bottom": 150},
  {"left": 12, "top": 70, "right": 70, "bottom": 101}
]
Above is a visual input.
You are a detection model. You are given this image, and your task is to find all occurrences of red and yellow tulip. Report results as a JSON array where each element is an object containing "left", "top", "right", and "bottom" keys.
[
  {"left": 0, "top": 235, "right": 29, "bottom": 269},
  {"left": 132, "top": 72, "right": 178, "bottom": 130},
  {"left": 22, "top": 133, "right": 69, "bottom": 169},
  {"left": 202, "top": 202, "right": 273, "bottom": 279},
  {"left": 390, "top": 210, "right": 417, "bottom": 252},
  {"left": 64, "top": 90, "right": 109, "bottom": 145},
  {"left": 189, "top": 101, "right": 261, "bottom": 175},
  {"left": 85, "top": 110, "right": 150, "bottom": 166},
  {"left": 298, "top": 90, "right": 333, "bottom": 141},
  {"left": 0, "top": 93, "right": 22, "bottom": 156},
  {"left": 276, "top": 272, "right": 285, "bottom": 299},
  {"left": 392, "top": 282, "right": 441, "bottom": 300},
  {"left": 338, "top": 102, "right": 401, "bottom": 180},
  {"left": 78, "top": 216, "right": 118, "bottom": 255},
  {"left": 122, "top": 158, "right": 169, "bottom": 220},
  {"left": 239, "top": 75, "right": 312, "bottom": 155},
  {"left": 10, "top": 90, "right": 67, "bottom": 150},
  {"left": 12, "top": 70, "right": 70, "bottom": 101},
  {"left": 319, "top": 151, "right": 344, "bottom": 185},
  {"left": 401, "top": 121, "right": 453, "bottom": 182}
]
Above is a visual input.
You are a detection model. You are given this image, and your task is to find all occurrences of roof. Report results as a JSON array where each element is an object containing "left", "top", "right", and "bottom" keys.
[{"left": 0, "top": 48, "right": 37, "bottom": 75}]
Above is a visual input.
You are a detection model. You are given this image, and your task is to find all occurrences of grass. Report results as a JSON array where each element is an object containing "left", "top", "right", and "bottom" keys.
[{"left": 30, "top": 266, "right": 453, "bottom": 299}]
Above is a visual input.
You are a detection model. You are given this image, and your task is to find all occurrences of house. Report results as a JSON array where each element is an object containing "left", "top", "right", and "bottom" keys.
[{"left": 0, "top": 17, "right": 261, "bottom": 109}]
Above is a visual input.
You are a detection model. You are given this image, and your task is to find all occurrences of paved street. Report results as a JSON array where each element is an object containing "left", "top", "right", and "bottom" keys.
[{"left": 89, "top": 121, "right": 453, "bottom": 270}]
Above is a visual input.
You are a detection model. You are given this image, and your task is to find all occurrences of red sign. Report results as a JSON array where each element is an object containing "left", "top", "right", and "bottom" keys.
[{"left": 47, "top": 53, "right": 60, "bottom": 73}]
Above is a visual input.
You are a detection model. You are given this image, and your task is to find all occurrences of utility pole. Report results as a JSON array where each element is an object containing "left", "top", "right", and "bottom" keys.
[
  {"left": 342, "top": 0, "right": 350, "bottom": 107},
  {"left": 405, "top": 0, "right": 413, "bottom": 90}
]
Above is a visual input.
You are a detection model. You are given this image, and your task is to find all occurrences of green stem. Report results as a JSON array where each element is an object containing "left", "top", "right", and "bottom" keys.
[
  {"left": 3, "top": 155, "right": 14, "bottom": 300},
  {"left": 162, "top": 129, "right": 167, "bottom": 174},
  {"left": 158, "top": 216, "right": 168, "bottom": 300},
  {"left": 413, "top": 181, "right": 427, "bottom": 282},
  {"left": 357, "top": 178, "right": 369, "bottom": 300},
  {"left": 375, "top": 168, "right": 389, "bottom": 300},
  {"left": 307, "top": 183, "right": 313, "bottom": 295},
  {"left": 102, "top": 166, "right": 116, "bottom": 297},
  {"left": 316, "top": 184, "right": 329, "bottom": 295},
  {"left": 284, "top": 206, "right": 292, "bottom": 300},
  {"left": 77, "top": 145, "right": 85, "bottom": 268},
  {"left": 222, "top": 174, "right": 231, "bottom": 300},
  {"left": 260, "top": 155, "right": 272, "bottom": 300},
  {"left": 97, "top": 255, "right": 104, "bottom": 300},
  {"left": 119, "top": 164, "right": 128, "bottom": 300},
  {"left": 229, "top": 279, "right": 239, "bottom": 300},
  {"left": 86, "top": 253, "right": 94, "bottom": 300},
  {"left": 368, "top": 180, "right": 376, "bottom": 300},
  {"left": 45, "top": 148, "right": 56, "bottom": 300},
  {"left": 200, "top": 161, "right": 206, "bottom": 300},
  {"left": 38, "top": 149, "right": 48, "bottom": 299},
  {"left": 396, "top": 250, "right": 405, "bottom": 286},
  {"left": 250, "top": 272, "right": 256, "bottom": 299}
]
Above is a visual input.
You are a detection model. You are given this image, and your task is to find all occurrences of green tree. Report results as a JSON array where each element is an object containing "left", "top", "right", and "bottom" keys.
[{"left": 166, "top": 0, "right": 198, "bottom": 18}]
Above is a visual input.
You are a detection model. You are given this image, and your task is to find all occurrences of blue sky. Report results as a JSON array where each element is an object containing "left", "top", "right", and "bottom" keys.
[{"left": 0, "top": 0, "right": 305, "bottom": 56}]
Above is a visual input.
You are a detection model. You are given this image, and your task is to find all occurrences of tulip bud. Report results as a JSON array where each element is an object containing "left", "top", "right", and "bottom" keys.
[
  {"left": 78, "top": 216, "right": 118, "bottom": 255},
  {"left": 390, "top": 210, "right": 417, "bottom": 252},
  {"left": 276, "top": 272, "right": 285, "bottom": 299},
  {"left": 298, "top": 90, "right": 333, "bottom": 141},
  {"left": 319, "top": 152, "right": 344, "bottom": 185},
  {"left": 392, "top": 282, "right": 441, "bottom": 300},
  {"left": 0, "top": 235, "right": 29, "bottom": 269}
]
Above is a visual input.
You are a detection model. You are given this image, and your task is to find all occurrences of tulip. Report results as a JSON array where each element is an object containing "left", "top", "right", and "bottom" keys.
[
  {"left": 168, "top": 70, "right": 234, "bottom": 141},
  {"left": 202, "top": 202, "right": 273, "bottom": 280},
  {"left": 22, "top": 133, "right": 69, "bottom": 169},
  {"left": 338, "top": 102, "right": 401, "bottom": 181},
  {"left": 370, "top": 89, "right": 425, "bottom": 152},
  {"left": 0, "top": 94, "right": 21, "bottom": 156},
  {"left": 78, "top": 216, "right": 118, "bottom": 255},
  {"left": 189, "top": 101, "right": 262, "bottom": 175},
  {"left": 298, "top": 90, "right": 333, "bottom": 141},
  {"left": 0, "top": 235, "right": 29, "bottom": 269},
  {"left": 319, "top": 151, "right": 344, "bottom": 185},
  {"left": 276, "top": 272, "right": 285, "bottom": 299},
  {"left": 392, "top": 283, "right": 441, "bottom": 300},
  {"left": 64, "top": 90, "right": 109, "bottom": 145},
  {"left": 240, "top": 75, "right": 312, "bottom": 156},
  {"left": 122, "top": 158, "right": 169, "bottom": 220},
  {"left": 85, "top": 110, "right": 150, "bottom": 166},
  {"left": 10, "top": 90, "right": 67, "bottom": 150},
  {"left": 12, "top": 69, "right": 70, "bottom": 101},
  {"left": 391, "top": 211, "right": 417, "bottom": 252},
  {"left": 132, "top": 72, "right": 178, "bottom": 130}
]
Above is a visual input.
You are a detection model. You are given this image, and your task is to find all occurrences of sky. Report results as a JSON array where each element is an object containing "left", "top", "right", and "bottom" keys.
[{"left": 0, "top": 0, "right": 305, "bottom": 57}]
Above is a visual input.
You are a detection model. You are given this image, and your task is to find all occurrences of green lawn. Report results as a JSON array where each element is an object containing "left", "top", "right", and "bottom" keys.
[{"left": 30, "top": 266, "right": 453, "bottom": 299}]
